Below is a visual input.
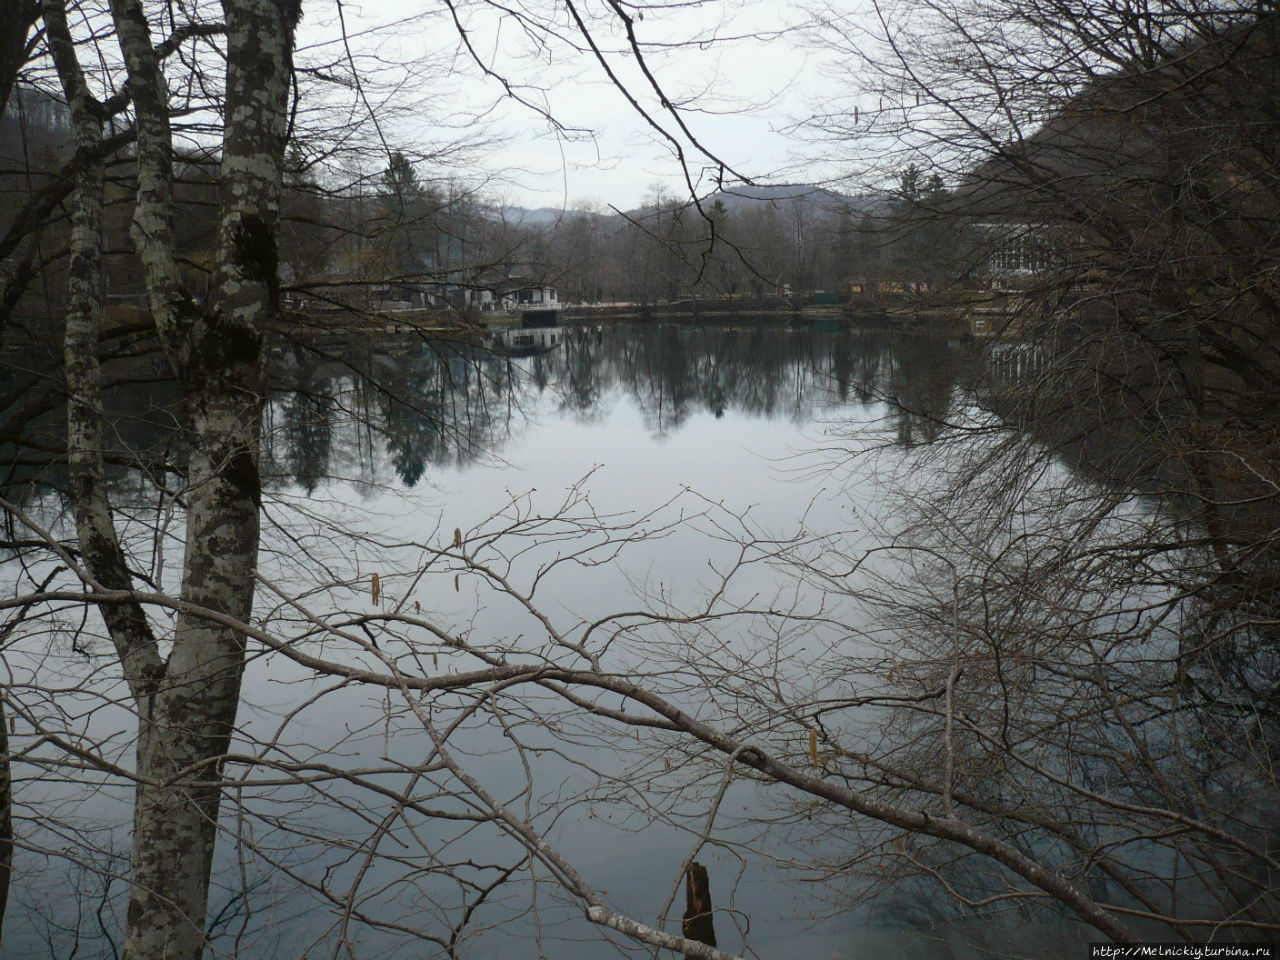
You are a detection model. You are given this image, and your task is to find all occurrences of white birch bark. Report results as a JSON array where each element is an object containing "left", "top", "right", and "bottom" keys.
[
  {"left": 77, "top": 2, "right": 299, "bottom": 957},
  {"left": 45, "top": 0, "right": 164, "bottom": 702},
  {"left": 107, "top": 0, "right": 194, "bottom": 361}
]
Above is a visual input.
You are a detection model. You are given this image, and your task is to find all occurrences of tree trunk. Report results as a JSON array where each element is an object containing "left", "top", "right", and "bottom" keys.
[
  {"left": 682, "top": 862, "right": 717, "bottom": 958},
  {"left": 123, "top": 0, "right": 297, "bottom": 951},
  {"left": 41, "top": 0, "right": 300, "bottom": 956}
]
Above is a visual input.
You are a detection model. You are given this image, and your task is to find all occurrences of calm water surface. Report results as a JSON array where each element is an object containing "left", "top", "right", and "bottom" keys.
[{"left": 4, "top": 324, "right": 1085, "bottom": 959}]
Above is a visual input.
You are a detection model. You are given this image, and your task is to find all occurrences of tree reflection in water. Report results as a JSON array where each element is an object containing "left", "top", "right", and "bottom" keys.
[
  {"left": 18, "top": 321, "right": 1268, "bottom": 957},
  {"left": 0, "top": 321, "right": 977, "bottom": 958},
  {"left": 258, "top": 323, "right": 959, "bottom": 491}
]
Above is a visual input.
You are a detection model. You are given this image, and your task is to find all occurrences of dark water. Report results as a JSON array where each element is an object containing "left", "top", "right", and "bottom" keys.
[{"left": 1, "top": 323, "right": 1093, "bottom": 959}]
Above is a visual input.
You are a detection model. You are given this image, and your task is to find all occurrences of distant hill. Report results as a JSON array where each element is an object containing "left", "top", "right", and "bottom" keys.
[
  {"left": 501, "top": 206, "right": 575, "bottom": 227},
  {"left": 709, "top": 183, "right": 888, "bottom": 217},
  {"left": 500, "top": 184, "right": 888, "bottom": 229}
]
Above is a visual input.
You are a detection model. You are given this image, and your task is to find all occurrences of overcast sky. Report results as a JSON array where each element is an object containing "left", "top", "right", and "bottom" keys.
[{"left": 306, "top": 1, "right": 852, "bottom": 211}]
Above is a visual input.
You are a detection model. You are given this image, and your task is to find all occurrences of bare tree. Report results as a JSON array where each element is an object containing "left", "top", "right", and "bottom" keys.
[
  {"left": 786, "top": 0, "right": 1280, "bottom": 944},
  {"left": 25, "top": 0, "right": 1279, "bottom": 955},
  {"left": 44, "top": 0, "right": 301, "bottom": 953},
  {"left": 2, "top": 2, "right": 802, "bottom": 958}
]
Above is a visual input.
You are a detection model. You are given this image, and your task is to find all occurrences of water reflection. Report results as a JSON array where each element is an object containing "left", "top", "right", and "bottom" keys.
[
  {"left": 259, "top": 324, "right": 960, "bottom": 492},
  {"left": 2, "top": 321, "right": 1274, "bottom": 957},
  {"left": 0, "top": 323, "right": 961, "bottom": 504},
  {"left": 0, "top": 322, "right": 972, "bottom": 959}
]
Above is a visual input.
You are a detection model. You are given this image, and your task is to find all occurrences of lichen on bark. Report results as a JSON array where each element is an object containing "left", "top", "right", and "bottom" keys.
[{"left": 50, "top": 2, "right": 300, "bottom": 957}]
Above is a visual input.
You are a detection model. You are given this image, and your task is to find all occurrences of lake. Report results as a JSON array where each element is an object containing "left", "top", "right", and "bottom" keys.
[{"left": 0, "top": 322, "right": 1137, "bottom": 958}]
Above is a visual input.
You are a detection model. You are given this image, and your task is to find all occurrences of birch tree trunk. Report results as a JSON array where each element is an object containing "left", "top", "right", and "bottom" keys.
[
  {"left": 128, "top": 5, "right": 295, "bottom": 958},
  {"left": 127, "top": 2, "right": 296, "bottom": 955},
  {"left": 47, "top": 0, "right": 298, "bottom": 956}
]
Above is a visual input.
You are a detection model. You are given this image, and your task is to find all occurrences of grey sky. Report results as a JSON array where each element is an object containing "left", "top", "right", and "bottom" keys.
[{"left": 303, "top": 1, "right": 844, "bottom": 210}]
